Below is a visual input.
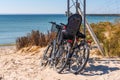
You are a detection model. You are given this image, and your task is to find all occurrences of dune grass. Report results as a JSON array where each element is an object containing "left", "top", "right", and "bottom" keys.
[
  {"left": 89, "top": 22, "right": 120, "bottom": 57},
  {"left": 16, "top": 22, "right": 120, "bottom": 57},
  {"left": 16, "top": 30, "right": 56, "bottom": 50}
]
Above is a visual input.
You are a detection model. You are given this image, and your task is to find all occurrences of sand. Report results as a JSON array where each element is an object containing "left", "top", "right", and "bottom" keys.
[{"left": 0, "top": 46, "right": 120, "bottom": 80}]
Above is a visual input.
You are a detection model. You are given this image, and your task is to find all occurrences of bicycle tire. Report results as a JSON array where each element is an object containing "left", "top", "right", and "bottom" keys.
[
  {"left": 40, "top": 42, "right": 53, "bottom": 67},
  {"left": 70, "top": 42, "right": 90, "bottom": 74},
  {"left": 54, "top": 42, "right": 71, "bottom": 73}
]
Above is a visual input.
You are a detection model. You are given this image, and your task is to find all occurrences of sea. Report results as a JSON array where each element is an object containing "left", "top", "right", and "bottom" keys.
[{"left": 0, "top": 14, "right": 120, "bottom": 44}]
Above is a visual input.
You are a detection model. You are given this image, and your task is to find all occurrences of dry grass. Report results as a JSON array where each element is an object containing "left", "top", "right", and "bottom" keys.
[
  {"left": 16, "top": 30, "right": 56, "bottom": 50},
  {"left": 90, "top": 22, "right": 120, "bottom": 57},
  {"left": 16, "top": 22, "right": 120, "bottom": 57}
]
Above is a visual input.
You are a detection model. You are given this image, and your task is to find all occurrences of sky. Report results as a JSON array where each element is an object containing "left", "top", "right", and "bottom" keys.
[{"left": 0, "top": 0, "right": 120, "bottom": 14}]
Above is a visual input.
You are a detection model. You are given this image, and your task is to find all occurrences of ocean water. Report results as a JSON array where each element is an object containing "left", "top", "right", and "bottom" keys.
[{"left": 0, "top": 14, "right": 120, "bottom": 44}]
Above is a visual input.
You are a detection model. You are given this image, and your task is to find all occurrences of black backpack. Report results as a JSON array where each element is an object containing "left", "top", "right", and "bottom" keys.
[
  {"left": 66, "top": 14, "right": 82, "bottom": 36},
  {"left": 62, "top": 14, "right": 82, "bottom": 40}
]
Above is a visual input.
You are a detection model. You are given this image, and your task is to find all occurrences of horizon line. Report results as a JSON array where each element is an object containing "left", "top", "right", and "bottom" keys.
[
  {"left": 0, "top": 13, "right": 65, "bottom": 15},
  {"left": 0, "top": 13, "right": 120, "bottom": 15}
]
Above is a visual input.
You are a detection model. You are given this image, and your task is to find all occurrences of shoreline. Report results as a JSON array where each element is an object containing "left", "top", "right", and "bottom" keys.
[
  {"left": 0, "top": 43, "right": 15, "bottom": 47},
  {"left": 0, "top": 14, "right": 120, "bottom": 16}
]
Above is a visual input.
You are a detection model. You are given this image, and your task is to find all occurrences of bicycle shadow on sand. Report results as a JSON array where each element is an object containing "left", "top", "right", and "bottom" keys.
[{"left": 81, "top": 59, "right": 120, "bottom": 76}]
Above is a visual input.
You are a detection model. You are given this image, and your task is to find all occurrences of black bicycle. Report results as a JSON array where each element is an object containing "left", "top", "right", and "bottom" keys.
[
  {"left": 54, "top": 35, "right": 90, "bottom": 74},
  {"left": 41, "top": 14, "right": 90, "bottom": 74},
  {"left": 69, "top": 39, "right": 90, "bottom": 74}
]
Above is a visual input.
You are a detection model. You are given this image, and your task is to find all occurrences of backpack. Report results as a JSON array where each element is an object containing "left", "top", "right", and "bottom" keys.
[{"left": 63, "top": 14, "right": 82, "bottom": 40}]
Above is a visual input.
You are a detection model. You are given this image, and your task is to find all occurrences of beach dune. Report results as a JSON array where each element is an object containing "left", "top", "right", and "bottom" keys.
[{"left": 0, "top": 46, "right": 120, "bottom": 80}]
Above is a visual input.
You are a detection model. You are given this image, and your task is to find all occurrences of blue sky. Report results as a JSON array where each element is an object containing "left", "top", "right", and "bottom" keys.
[{"left": 0, "top": 0, "right": 119, "bottom": 14}]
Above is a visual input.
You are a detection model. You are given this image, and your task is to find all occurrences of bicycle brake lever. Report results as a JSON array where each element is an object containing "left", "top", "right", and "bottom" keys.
[
  {"left": 60, "top": 23, "right": 66, "bottom": 26},
  {"left": 49, "top": 22, "right": 56, "bottom": 24}
]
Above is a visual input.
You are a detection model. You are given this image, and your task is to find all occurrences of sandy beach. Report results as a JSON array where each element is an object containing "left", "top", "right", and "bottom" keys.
[{"left": 0, "top": 46, "right": 120, "bottom": 80}]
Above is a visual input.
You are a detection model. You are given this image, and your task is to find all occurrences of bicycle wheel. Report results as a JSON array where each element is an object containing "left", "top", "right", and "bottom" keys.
[
  {"left": 40, "top": 42, "right": 53, "bottom": 67},
  {"left": 49, "top": 40, "right": 58, "bottom": 67},
  {"left": 54, "top": 42, "right": 71, "bottom": 73},
  {"left": 70, "top": 42, "right": 90, "bottom": 74}
]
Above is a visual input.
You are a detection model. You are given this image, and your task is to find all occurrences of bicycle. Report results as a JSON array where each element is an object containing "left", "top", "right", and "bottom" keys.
[
  {"left": 69, "top": 38, "right": 90, "bottom": 74},
  {"left": 54, "top": 32, "right": 90, "bottom": 74},
  {"left": 41, "top": 14, "right": 90, "bottom": 74},
  {"left": 40, "top": 22, "right": 63, "bottom": 68}
]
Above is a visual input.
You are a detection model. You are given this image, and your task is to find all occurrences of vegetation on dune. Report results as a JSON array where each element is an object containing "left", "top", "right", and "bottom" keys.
[
  {"left": 16, "top": 22, "right": 120, "bottom": 57},
  {"left": 90, "top": 22, "right": 120, "bottom": 57},
  {"left": 16, "top": 30, "right": 56, "bottom": 50}
]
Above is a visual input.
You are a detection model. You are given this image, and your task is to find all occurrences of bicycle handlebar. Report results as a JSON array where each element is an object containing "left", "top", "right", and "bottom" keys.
[
  {"left": 49, "top": 22, "right": 62, "bottom": 30},
  {"left": 49, "top": 21, "right": 56, "bottom": 24}
]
